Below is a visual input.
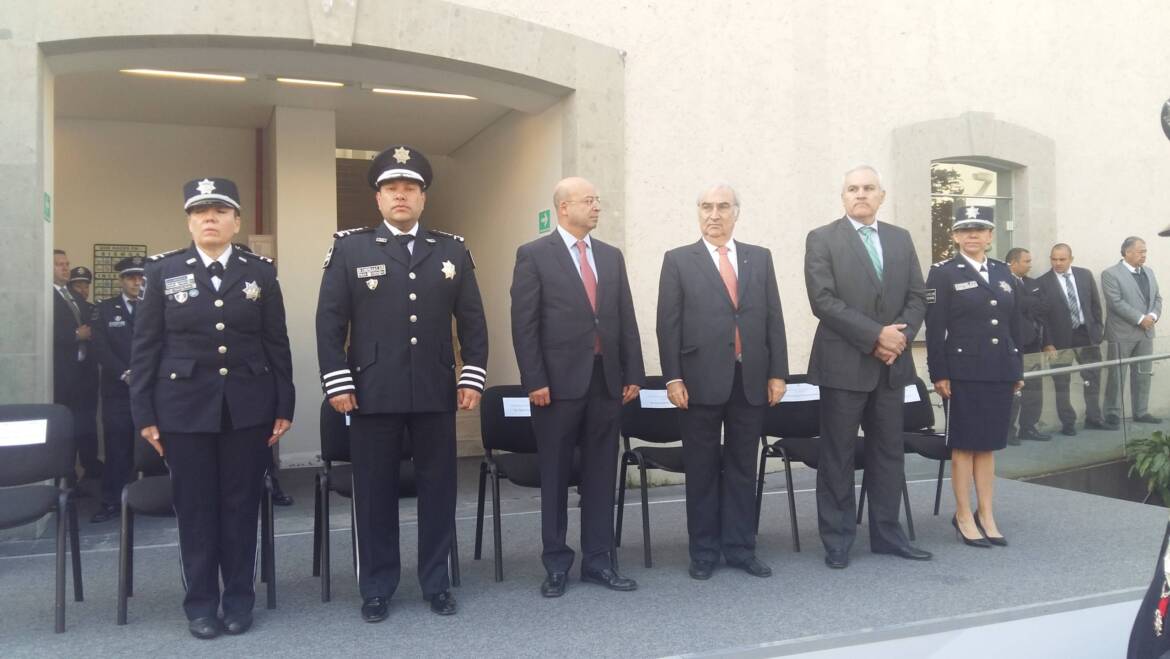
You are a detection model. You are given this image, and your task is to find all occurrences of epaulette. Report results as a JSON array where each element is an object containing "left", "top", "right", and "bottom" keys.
[
  {"left": 148, "top": 248, "right": 186, "bottom": 262},
  {"left": 427, "top": 228, "right": 465, "bottom": 242},
  {"left": 333, "top": 226, "right": 374, "bottom": 240},
  {"left": 233, "top": 243, "right": 273, "bottom": 264},
  {"left": 931, "top": 259, "right": 951, "bottom": 268}
]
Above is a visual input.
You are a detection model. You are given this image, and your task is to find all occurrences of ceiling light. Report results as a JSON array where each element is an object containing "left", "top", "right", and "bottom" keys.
[
  {"left": 277, "top": 77, "right": 344, "bottom": 88},
  {"left": 370, "top": 87, "right": 476, "bottom": 101},
  {"left": 120, "top": 69, "right": 247, "bottom": 83}
]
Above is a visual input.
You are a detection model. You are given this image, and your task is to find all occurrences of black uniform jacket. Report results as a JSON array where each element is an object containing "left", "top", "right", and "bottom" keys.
[
  {"left": 315, "top": 223, "right": 488, "bottom": 414},
  {"left": 925, "top": 256, "right": 1025, "bottom": 383},
  {"left": 93, "top": 295, "right": 136, "bottom": 399},
  {"left": 129, "top": 244, "right": 295, "bottom": 433}
]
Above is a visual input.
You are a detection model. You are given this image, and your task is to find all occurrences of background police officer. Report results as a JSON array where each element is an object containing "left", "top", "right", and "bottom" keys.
[
  {"left": 130, "top": 178, "right": 294, "bottom": 639},
  {"left": 316, "top": 145, "right": 488, "bottom": 622},
  {"left": 90, "top": 256, "right": 145, "bottom": 523},
  {"left": 68, "top": 265, "right": 102, "bottom": 482}
]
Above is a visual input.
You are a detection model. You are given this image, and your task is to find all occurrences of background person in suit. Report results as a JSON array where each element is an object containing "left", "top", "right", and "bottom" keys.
[
  {"left": 657, "top": 183, "right": 787, "bottom": 581},
  {"left": 130, "top": 178, "right": 294, "bottom": 639},
  {"left": 925, "top": 207, "right": 1024, "bottom": 547},
  {"left": 1102, "top": 236, "right": 1162, "bottom": 425},
  {"left": 1037, "top": 243, "right": 1110, "bottom": 435},
  {"left": 51, "top": 250, "right": 99, "bottom": 480},
  {"left": 1005, "top": 247, "right": 1052, "bottom": 443},
  {"left": 510, "top": 176, "right": 644, "bottom": 598},
  {"left": 804, "top": 165, "right": 931, "bottom": 569}
]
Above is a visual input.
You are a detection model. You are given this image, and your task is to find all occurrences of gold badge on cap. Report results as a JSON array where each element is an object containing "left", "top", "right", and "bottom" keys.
[
  {"left": 441, "top": 260, "right": 456, "bottom": 280},
  {"left": 393, "top": 147, "right": 411, "bottom": 164},
  {"left": 243, "top": 280, "right": 261, "bottom": 301}
]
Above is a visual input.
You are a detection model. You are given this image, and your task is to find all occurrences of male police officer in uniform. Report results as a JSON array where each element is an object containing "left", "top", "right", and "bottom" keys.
[
  {"left": 91, "top": 256, "right": 145, "bottom": 523},
  {"left": 316, "top": 145, "right": 488, "bottom": 622},
  {"left": 68, "top": 265, "right": 103, "bottom": 481}
]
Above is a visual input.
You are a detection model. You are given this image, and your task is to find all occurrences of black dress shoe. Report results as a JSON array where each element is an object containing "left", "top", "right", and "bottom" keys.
[
  {"left": 270, "top": 478, "right": 294, "bottom": 506},
  {"left": 222, "top": 613, "right": 253, "bottom": 635},
  {"left": 90, "top": 503, "right": 119, "bottom": 523},
  {"left": 973, "top": 511, "right": 1007, "bottom": 546},
  {"left": 1105, "top": 414, "right": 1121, "bottom": 426},
  {"left": 952, "top": 516, "right": 991, "bottom": 548},
  {"left": 581, "top": 567, "right": 637, "bottom": 591},
  {"left": 873, "top": 543, "right": 933, "bottom": 560},
  {"left": 688, "top": 560, "right": 715, "bottom": 580},
  {"left": 1085, "top": 417, "right": 1118, "bottom": 430},
  {"left": 1019, "top": 426, "right": 1051, "bottom": 441},
  {"left": 824, "top": 551, "right": 849, "bottom": 569},
  {"left": 1060, "top": 425, "right": 1077, "bottom": 436},
  {"left": 541, "top": 572, "right": 567, "bottom": 597},
  {"left": 1135, "top": 414, "right": 1164, "bottom": 424},
  {"left": 426, "top": 590, "right": 457, "bottom": 616},
  {"left": 188, "top": 616, "right": 222, "bottom": 640},
  {"left": 361, "top": 596, "right": 389, "bottom": 623},
  {"left": 726, "top": 556, "right": 772, "bottom": 578}
]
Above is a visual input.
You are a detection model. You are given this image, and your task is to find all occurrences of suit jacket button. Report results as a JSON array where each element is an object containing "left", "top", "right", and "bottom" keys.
[
  {"left": 957, "top": 348, "right": 963, "bottom": 353},
  {"left": 356, "top": 366, "right": 361, "bottom": 372},
  {"left": 991, "top": 338, "right": 1000, "bottom": 345},
  {"left": 990, "top": 319, "right": 999, "bottom": 326},
  {"left": 215, "top": 322, "right": 225, "bottom": 331},
  {"left": 411, "top": 337, "right": 418, "bottom": 345},
  {"left": 409, "top": 293, "right": 417, "bottom": 301},
  {"left": 170, "top": 373, "right": 177, "bottom": 380},
  {"left": 990, "top": 300, "right": 998, "bottom": 306},
  {"left": 409, "top": 272, "right": 417, "bottom": 280},
  {"left": 214, "top": 299, "right": 224, "bottom": 308},
  {"left": 219, "top": 367, "right": 229, "bottom": 376},
  {"left": 410, "top": 315, "right": 417, "bottom": 323},
  {"left": 218, "top": 346, "right": 227, "bottom": 354}
]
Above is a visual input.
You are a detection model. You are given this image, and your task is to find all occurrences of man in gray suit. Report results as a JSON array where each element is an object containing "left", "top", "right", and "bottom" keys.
[
  {"left": 658, "top": 183, "right": 788, "bottom": 580},
  {"left": 1103, "top": 236, "right": 1162, "bottom": 425},
  {"left": 804, "top": 165, "right": 931, "bottom": 569}
]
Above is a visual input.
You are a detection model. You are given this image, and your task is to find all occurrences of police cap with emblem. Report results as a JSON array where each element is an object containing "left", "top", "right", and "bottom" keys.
[
  {"left": 115, "top": 256, "right": 146, "bottom": 277},
  {"left": 183, "top": 177, "right": 241, "bottom": 211},
  {"left": 367, "top": 145, "right": 433, "bottom": 190},
  {"left": 68, "top": 266, "right": 93, "bottom": 283},
  {"left": 953, "top": 205, "right": 995, "bottom": 231}
]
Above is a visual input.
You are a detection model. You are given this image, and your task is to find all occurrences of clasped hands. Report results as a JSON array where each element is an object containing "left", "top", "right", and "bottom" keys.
[{"left": 871, "top": 323, "right": 908, "bottom": 365}]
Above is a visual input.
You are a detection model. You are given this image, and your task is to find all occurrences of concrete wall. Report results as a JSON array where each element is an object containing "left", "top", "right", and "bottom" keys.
[{"left": 54, "top": 119, "right": 256, "bottom": 274}]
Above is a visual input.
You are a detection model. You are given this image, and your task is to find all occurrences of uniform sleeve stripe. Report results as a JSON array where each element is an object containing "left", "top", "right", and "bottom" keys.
[
  {"left": 458, "top": 371, "right": 485, "bottom": 384},
  {"left": 457, "top": 380, "right": 485, "bottom": 390},
  {"left": 325, "top": 384, "right": 356, "bottom": 395},
  {"left": 322, "top": 369, "right": 351, "bottom": 380},
  {"left": 461, "top": 365, "right": 487, "bottom": 375},
  {"left": 324, "top": 376, "right": 353, "bottom": 387}
]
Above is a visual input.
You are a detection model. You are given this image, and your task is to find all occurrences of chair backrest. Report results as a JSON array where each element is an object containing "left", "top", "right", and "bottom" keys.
[
  {"left": 0, "top": 404, "right": 74, "bottom": 487},
  {"left": 319, "top": 399, "right": 352, "bottom": 463},
  {"left": 133, "top": 436, "right": 168, "bottom": 476},
  {"left": 620, "top": 376, "right": 682, "bottom": 444},
  {"left": 903, "top": 377, "right": 936, "bottom": 432},
  {"left": 761, "top": 374, "right": 820, "bottom": 438},
  {"left": 479, "top": 385, "right": 538, "bottom": 454}
]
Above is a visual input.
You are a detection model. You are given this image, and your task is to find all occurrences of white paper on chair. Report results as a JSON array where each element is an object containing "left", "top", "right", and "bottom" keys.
[
  {"left": 0, "top": 419, "right": 47, "bottom": 447},
  {"left": 781, "top": 383, "right": 820, "bottom": 402},
  {"left": 502, "top": 397, "right": 532, "bottom": 417},
  {"left": 904, "top": 385, "right": 921, "bottom": 403},
  {"left": 638, "top": 389, "right": 674, "bottom": 408}
]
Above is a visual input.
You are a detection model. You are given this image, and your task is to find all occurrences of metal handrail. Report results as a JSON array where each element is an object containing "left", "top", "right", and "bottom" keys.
[{"left": 1021, "top": 351, "right": 1170, "bottom": 379}]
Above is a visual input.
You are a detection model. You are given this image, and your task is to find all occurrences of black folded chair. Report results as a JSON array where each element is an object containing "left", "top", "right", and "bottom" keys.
[
  {"left": 117, "top": 435, "right": 276, "bottom": 624},
  {"left": 614, "top": 376, "right": 683, "bottom": 568},
  {"left": 474, "top": 385, "right": 580, "bottom": 582},
  {"left": 313, "top": 400, "right": 456, "bottom": 602},
  {"left": 754, "top": 375, "right": 914, "bottom": 552},
  {"left": 894, "top": 377, "right": 950, "bottom": 516},
  {"left": 0, "top": 404, "right": 81, "bottom": 633}
]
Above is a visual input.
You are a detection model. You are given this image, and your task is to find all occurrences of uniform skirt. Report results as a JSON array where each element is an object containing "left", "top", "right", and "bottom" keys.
[{"left": 946, "top": 380, "right": 1015, "bottom": 451}]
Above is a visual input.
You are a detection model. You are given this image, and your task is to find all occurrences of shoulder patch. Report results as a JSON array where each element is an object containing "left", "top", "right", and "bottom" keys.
[
  {"left": 147, "top": 248, "right": 185, "bottom": 262},
  {"left": 333, "top": 226, "right": 374, "bottom": 239},
  {"left": 427, "top": 228, "right": 465, "bottom": 242}
]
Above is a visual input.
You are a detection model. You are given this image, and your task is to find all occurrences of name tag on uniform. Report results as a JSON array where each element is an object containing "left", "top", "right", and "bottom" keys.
[
  {"left": 108, "top": 320, "right": 127, "bottom": 328},
  {"left": 953, "top": 281, "right": 978, "bottom": 291},
  {"left": 164, "top": 273, "right": 196, "bottom": 294},
  {"left": 356, "top": 265, "right": 387, "bottom": 279}
]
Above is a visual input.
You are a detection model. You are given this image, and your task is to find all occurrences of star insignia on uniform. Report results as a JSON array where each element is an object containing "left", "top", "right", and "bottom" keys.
[
  {"left": 196, "top": 178, "right": 216, "bottom": 195},
  {"left": 965, "top": 206, "right": 981, "bottom": 220},
  {"left": 441, "top": 260, "right": 456, "bottom": 280},
  {"left": 393, "top": 147, "right": 411, "bottom": 164},
  {"left": 243, "top": 280, "right": 261, "bottom": 301},
  {"left": 998, "top": 280, "right": 1013, "bottom": 293}
]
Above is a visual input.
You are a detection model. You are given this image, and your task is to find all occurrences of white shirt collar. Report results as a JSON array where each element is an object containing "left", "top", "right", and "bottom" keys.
[
  {"left": 384, "top": 220, "right": 419, "bottom": 238},
  {"left": 848, "top": 216, "right": 878, "bottom": 232},
  {"left": 1122, "top": 260, "right": 1143, "bottom": 274},
  {"left": 557, "top": 224, "right": 591, "bottom": 250},
  {"left": 122, "top": 293, "right": 138, "bottom": 307},
  {"left": 702, "top": 237, "right": 736, "bottom": 255},
  {"left": 960, "top": 252, "right": 988, "bottom": 271},
  {"left": 195, "top": 244, "right": 233, "bottom": 269}
]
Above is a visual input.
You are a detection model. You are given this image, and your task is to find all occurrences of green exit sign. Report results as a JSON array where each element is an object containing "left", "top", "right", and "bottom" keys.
[{"left": 538, "top": 209, "right": 551, "bottom": 234}]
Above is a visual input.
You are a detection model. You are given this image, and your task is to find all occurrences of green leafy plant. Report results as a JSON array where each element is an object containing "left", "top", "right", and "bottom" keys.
[{"left": 1128, "top": 431, "right": 1170, "bottom": 505}]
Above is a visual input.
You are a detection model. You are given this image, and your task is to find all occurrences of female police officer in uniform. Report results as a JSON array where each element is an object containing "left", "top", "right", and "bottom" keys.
[
  {"left": 130, "top": 178, "right": 294, "bottom": 639},
  {"left": 925, "top": 206, "right": 1023, "bottom": 548}
]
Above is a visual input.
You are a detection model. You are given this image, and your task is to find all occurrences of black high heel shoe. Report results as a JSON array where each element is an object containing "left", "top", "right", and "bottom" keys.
[
  {"left": 974, "top": 511, "right": 1007, "bottom": 546},
  {"left": 952, "top": 515, "right": 991, "bottom": 548}
]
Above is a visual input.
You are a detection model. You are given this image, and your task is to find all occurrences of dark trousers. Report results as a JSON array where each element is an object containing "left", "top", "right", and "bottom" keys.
[
  {"left": 99, "top": 395, "right": 135, "bottom": 506},
  {"left": 164, "top": 419, "right": 268, "bottom": 620},
  {"left": 816, "top": 382, "right": 909, "bottom": 555},
  {"left": 1052, "top": 327, "right": 1104, "bottom": 426},
  {"left": 680, "top": 364, "right": 763, "bottom": 563},
  {"left": 349, "top": 412, "right": 455, "bottom": 600},
  {"left": 1010, "top": 348, "right": 1044, "bottom": 433},
  {"left": 532, "top": 359, "right": 621, "bottom": 575}
]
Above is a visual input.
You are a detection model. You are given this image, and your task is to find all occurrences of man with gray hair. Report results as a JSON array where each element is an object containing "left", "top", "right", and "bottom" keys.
[
  {"left": 804, "top": 165, "right": 931, "bottom": 569},
  {"left": 1102, "top": 236, "right": 1162, "bottom": 425}
]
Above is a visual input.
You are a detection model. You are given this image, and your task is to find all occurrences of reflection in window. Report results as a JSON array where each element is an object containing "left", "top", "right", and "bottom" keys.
[{"left": 930, "top": 161, "right": 1014, "bottom": 262}]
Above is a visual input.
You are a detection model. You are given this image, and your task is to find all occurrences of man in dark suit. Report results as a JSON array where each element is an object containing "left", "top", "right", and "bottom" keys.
[
  {"left": 657, "top": 183, "right": 787, "bottom": 580},
  {"left": 67, "top": 266, "right": 102, "bottom": 481},
  {"left": 804, "top": 165, "right": 931, "bottom": 569},
  {"left": 51, "top": 250, "right": 99, "bottom": 479},
  {"left": 1005, "top": 247, "right": 1051, "bottom": 443},
  {"left": 510, "top": 176, "right": 644, "bottom": 597},
  {"left": 1037, "top": 243, "right": 1110, "bottom": 435}
]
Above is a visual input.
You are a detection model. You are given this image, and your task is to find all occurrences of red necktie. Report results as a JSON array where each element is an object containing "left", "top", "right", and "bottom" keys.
[
  {"left": 576, "top": 240, "right": 602, "bottom": 354},
  {"left": 717, "top": 245, "right": 742, "bottom": 357}
]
